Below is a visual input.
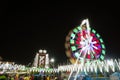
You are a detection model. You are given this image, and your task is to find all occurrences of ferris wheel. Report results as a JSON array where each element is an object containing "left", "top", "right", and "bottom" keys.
[{"left": 65, "top": 19, "right": 106, "bottom": 64}]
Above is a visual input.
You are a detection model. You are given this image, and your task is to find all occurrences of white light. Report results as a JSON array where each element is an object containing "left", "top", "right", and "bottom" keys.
[
  {"left": 107, "top": 60, "right": 113, "bottom": 65},
  {"left": 39, "top": 49, "right": 42, "bottom": 53},
  {"left": 45, "top": 54, "right": 49, "bottom": 68},
  {"left": 50, "top": 58, "right": 54, "bottom": 63},
  {"left": 58, "top": 59, "right": 120, "bottom": 73},
  {"left": 43, "top": 50, "right": 47, "bottom": 53}
]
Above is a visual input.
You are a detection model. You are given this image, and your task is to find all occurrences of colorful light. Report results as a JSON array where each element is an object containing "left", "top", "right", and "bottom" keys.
[
  {"left": 65, "top": 19, "right": 106, "bottom": 79},
  {"left": 65, "top": 19, "right": 106, "bottom": 64}
]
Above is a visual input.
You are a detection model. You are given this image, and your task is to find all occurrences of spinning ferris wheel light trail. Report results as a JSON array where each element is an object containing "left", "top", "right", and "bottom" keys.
[{"left": 66, "top": 19, "right": 106, "bottom": 80}]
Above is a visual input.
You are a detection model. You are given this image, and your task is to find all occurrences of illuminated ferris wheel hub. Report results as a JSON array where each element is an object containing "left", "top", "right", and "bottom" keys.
[{"left": 65, "top": 19, "right": 106, "bottom": 63}]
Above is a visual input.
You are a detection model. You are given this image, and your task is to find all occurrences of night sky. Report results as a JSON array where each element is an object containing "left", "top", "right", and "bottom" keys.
[{"left": 0, "top": 2, "right": 120, "bottom": 65}]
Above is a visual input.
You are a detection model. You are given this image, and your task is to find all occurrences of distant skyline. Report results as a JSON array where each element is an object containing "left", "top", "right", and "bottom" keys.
[{"left": 0, "top": 2, "right": 120, "bottom": 65}]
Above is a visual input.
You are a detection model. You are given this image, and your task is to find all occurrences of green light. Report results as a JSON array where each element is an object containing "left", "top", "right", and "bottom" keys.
[
  {"left": 77, "top": 26, "right": 81, "bottom": 31},
  {"left": 97, "top": 60, "right": 101, "bottom": 63},
  {"left": 81, "top": 59, "right": 84, "bottom": 62},
  {"left": 100, "top": 38, "right": 103, "bottom": 43},
  {"left": 75, "top": 52, "right": 80, "bottom": 58},
  {"left": 102, "top": 50, "right": 105, "bottom": 55},
  {"left": 100, "top": 55, "right": 104, "bottom": 60},
  {"left": 91, "top": 54, "right": 94, "bottom": 58},
  {"left": 73, "top": 28, "right": 78, "bottom": 33},
  {"left": 96, "top": 33, "right": 100, "bottom": 38},
  {"left": 71, "top": 46, "right": 76, "bottom": 51},
  {"left": 101, "top": 44, "right": 105, "bottom": 48},
  {"left": 86, "top": 61, "right": 90, "bottom": 65},
  {"left": 92, "top": 29, "right": 96, "bottom": 33},
  {"left": 70, "top": 39, "right": 74, "bottom": 44},
  {"left": 71, "top": 33, "right": 75, "bottom": 39}
]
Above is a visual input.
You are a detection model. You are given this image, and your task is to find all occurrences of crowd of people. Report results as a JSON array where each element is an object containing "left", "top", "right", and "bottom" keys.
[{"left": 0, "top": 73, "right": 63, "bottom": 80}]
